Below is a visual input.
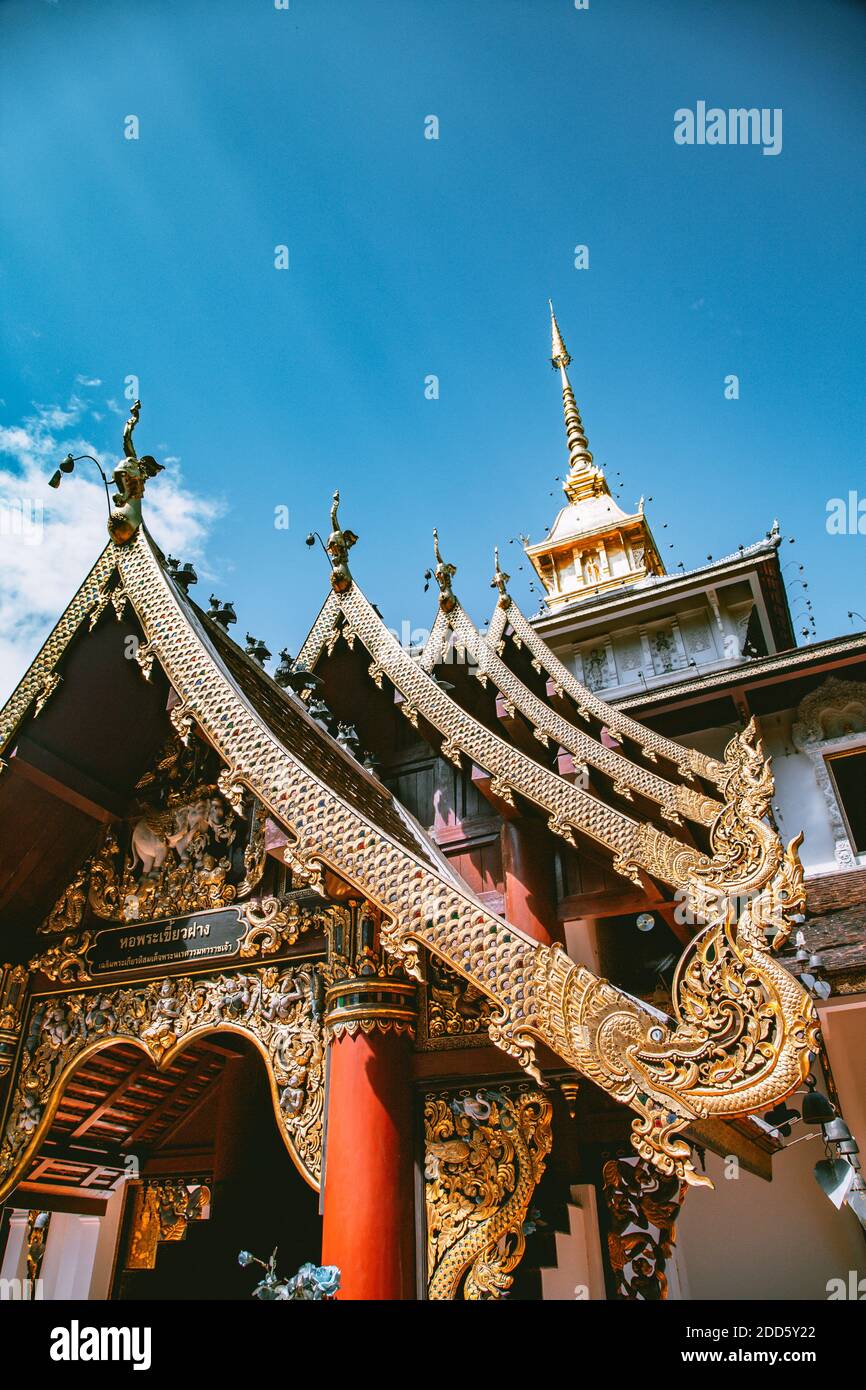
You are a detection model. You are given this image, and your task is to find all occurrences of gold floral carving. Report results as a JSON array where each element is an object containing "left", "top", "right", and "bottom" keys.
[
  {"left": 29, "top": 932, "right": 95, "bottom": 984},
  {"left": 134, "top": 640, "right": 158, "bottom": 682},
  {"left": 0, "top": 963, "right": 325, "bottom": 1197},
  {"left": 0, "top": 965, "right": 28, "bottom": 1078},
  {"left": 238, "top": 895, "right": 337, "bottom": 957},
  {"left": 33, "top": 672, "right": 62, "bottom": 719},
  {"left": 124, "top": 1178, "right": 211, "bottom": 1271},
  {"left": 237, "top": 802, "right": 267, "bottom": 896},
  {"left": 282, "top": 836, "right": 326, "bottom": 895},
  {"left": 38, "top": 860, "right": 91, "bottom": 935},
  {"left": 26, "top": 1210, "right": 51, "bottom": 1284},
  {"left": 488, "top": 775, "right": 515, "bottom": 808},
  {"left": 169, "top": 701, "right": 195, "bottom": 744},
  {"left": 422, "top": 955, "right": 495, "bottom": 1047},
  {"left": 424, "top": 1085, "right": 553, "bottom": 1299},
  {"left": 602, "top": 1154, "right": 687, "bottom": 1300}
]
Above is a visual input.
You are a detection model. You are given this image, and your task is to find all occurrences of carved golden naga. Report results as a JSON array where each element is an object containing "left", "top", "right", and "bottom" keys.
[{"left": 385, "top": 716, "right": 818, "bottom": 1187}]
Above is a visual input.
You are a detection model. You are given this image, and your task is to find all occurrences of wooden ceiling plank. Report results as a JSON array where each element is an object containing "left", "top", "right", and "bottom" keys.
[
  {"left": 69, "top": 1056, "right": 155, "bottom": 1139},
  {"left": 124, "top": 1058, "right": 225, "bottom": 1146}
]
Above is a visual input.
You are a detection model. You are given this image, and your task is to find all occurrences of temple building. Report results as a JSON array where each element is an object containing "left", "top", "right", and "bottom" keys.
[{"left": 0, "top": 313, "right": 863, "bottom": 1302}]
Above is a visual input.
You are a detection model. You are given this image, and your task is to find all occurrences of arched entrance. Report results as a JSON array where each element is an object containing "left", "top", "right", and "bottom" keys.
[{"left": 0, "top": 1032, "right": 321, "bottom": 1300}]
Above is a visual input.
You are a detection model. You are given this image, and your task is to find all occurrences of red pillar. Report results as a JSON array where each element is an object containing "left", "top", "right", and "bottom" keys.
[
  {"left": 502, "top": 818, "right": 563, "bottom": 945},
  {"left": 321, "top": 1027, "right": 415, "bottom": 1300}
]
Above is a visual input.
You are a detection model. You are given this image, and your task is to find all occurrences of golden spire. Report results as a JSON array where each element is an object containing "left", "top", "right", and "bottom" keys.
[
  {"left": 548, "top": 302, "right": 606, "bottom": 504},
  {"left": 549, "top": 300, "right": 572, "bottom": 369},
  {"left": 525, "top": 306, "right": 665, "bottom": 607}
]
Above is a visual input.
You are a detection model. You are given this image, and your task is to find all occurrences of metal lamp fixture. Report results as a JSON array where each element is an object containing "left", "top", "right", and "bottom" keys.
[{"left": 48, "top": 452, "right": 112, "bottom": 516}]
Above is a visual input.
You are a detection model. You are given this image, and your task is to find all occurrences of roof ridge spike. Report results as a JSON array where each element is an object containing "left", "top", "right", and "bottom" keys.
[{"left": 549, "top": 298, "right": 571, "bottom": 369}]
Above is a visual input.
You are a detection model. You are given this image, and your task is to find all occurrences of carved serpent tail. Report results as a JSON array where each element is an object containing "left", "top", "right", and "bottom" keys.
[{"left": 426, "top": 1090, "right": 553, "bottom": 1300}]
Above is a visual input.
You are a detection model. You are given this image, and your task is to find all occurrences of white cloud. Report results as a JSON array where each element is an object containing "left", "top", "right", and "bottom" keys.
[
  {"left": 75, "top": 375, "right": 103, "bottom": 388},
  {"left": 0, "top": 393, "right": 223, "bottom": 703}
]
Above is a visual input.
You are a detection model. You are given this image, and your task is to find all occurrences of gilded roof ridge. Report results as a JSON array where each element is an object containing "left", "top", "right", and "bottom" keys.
[
  {"left": 488, "top": 591, "right": 724, "bottom": 787},
  {"left": 0, "top": 542, "right": 119, "bottom": 756},
  {"left": 440, "top": 593, "right": 721, "bottom": 828},
  {"left": 178, "top": 579, "right": 395, "bottom": 810},
  {"left": 316, "top": 571, "right": 715, "bottom": 887}
]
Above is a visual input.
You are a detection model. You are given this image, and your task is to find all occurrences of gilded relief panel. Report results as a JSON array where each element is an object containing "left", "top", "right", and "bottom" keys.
[
  {"left": 0, "top": 962, "right": 325, "bottom": 1197},
  {"left": 424, "top": 1083, "right": 553, "bottom": 1299}
]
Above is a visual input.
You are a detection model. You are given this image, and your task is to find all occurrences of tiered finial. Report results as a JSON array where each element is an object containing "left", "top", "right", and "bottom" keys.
[{"left": 547, "top": 303, "right": 605, "bottom": 504}]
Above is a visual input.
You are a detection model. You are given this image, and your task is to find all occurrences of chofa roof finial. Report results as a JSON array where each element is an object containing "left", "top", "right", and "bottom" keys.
[
  {"left": 108, "top": 400, "right": 164, "bottom": 545},
  {"left": 429, "top": 528, "right": 457, "bottom": 613},
  {"left": 324, "top": 490, "right": 358, "bottom": 594},
  {"left": 47, "top": 398, "right": 163, "bottom": 544},
  {"left": 491, "top": 545, "right": 511, "bottom": 609}
]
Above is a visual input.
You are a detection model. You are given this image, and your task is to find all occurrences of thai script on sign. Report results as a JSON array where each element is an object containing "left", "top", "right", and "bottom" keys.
[
  {"left": 118, "top": 920, "right": 212, "bottom": 951},
  {"left": 86, "top": 907, "right": 245, "bottom": 978}
]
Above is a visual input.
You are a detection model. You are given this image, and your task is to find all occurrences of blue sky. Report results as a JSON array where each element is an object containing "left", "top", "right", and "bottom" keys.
[{"left": 1, "top": 0, "right": 865, "bottom": 694}]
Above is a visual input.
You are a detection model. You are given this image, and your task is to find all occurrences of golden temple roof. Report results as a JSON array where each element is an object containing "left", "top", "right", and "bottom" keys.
[
  {"left": 527, "top": 306, "right": 665, "bottom": 609},
  {"left": 0, "top": 388, "right": 818, "bottom": 1196}
]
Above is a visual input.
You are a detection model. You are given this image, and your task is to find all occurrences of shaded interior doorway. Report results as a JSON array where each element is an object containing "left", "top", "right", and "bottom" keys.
[{"left": 2, "top": 1034, "right": 321, "bottom": 1301}]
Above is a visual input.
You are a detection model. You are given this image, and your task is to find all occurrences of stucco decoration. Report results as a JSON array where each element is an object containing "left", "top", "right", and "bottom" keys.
[{"left": 792, "top": 678, "right": 866, "bottom": 869}]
